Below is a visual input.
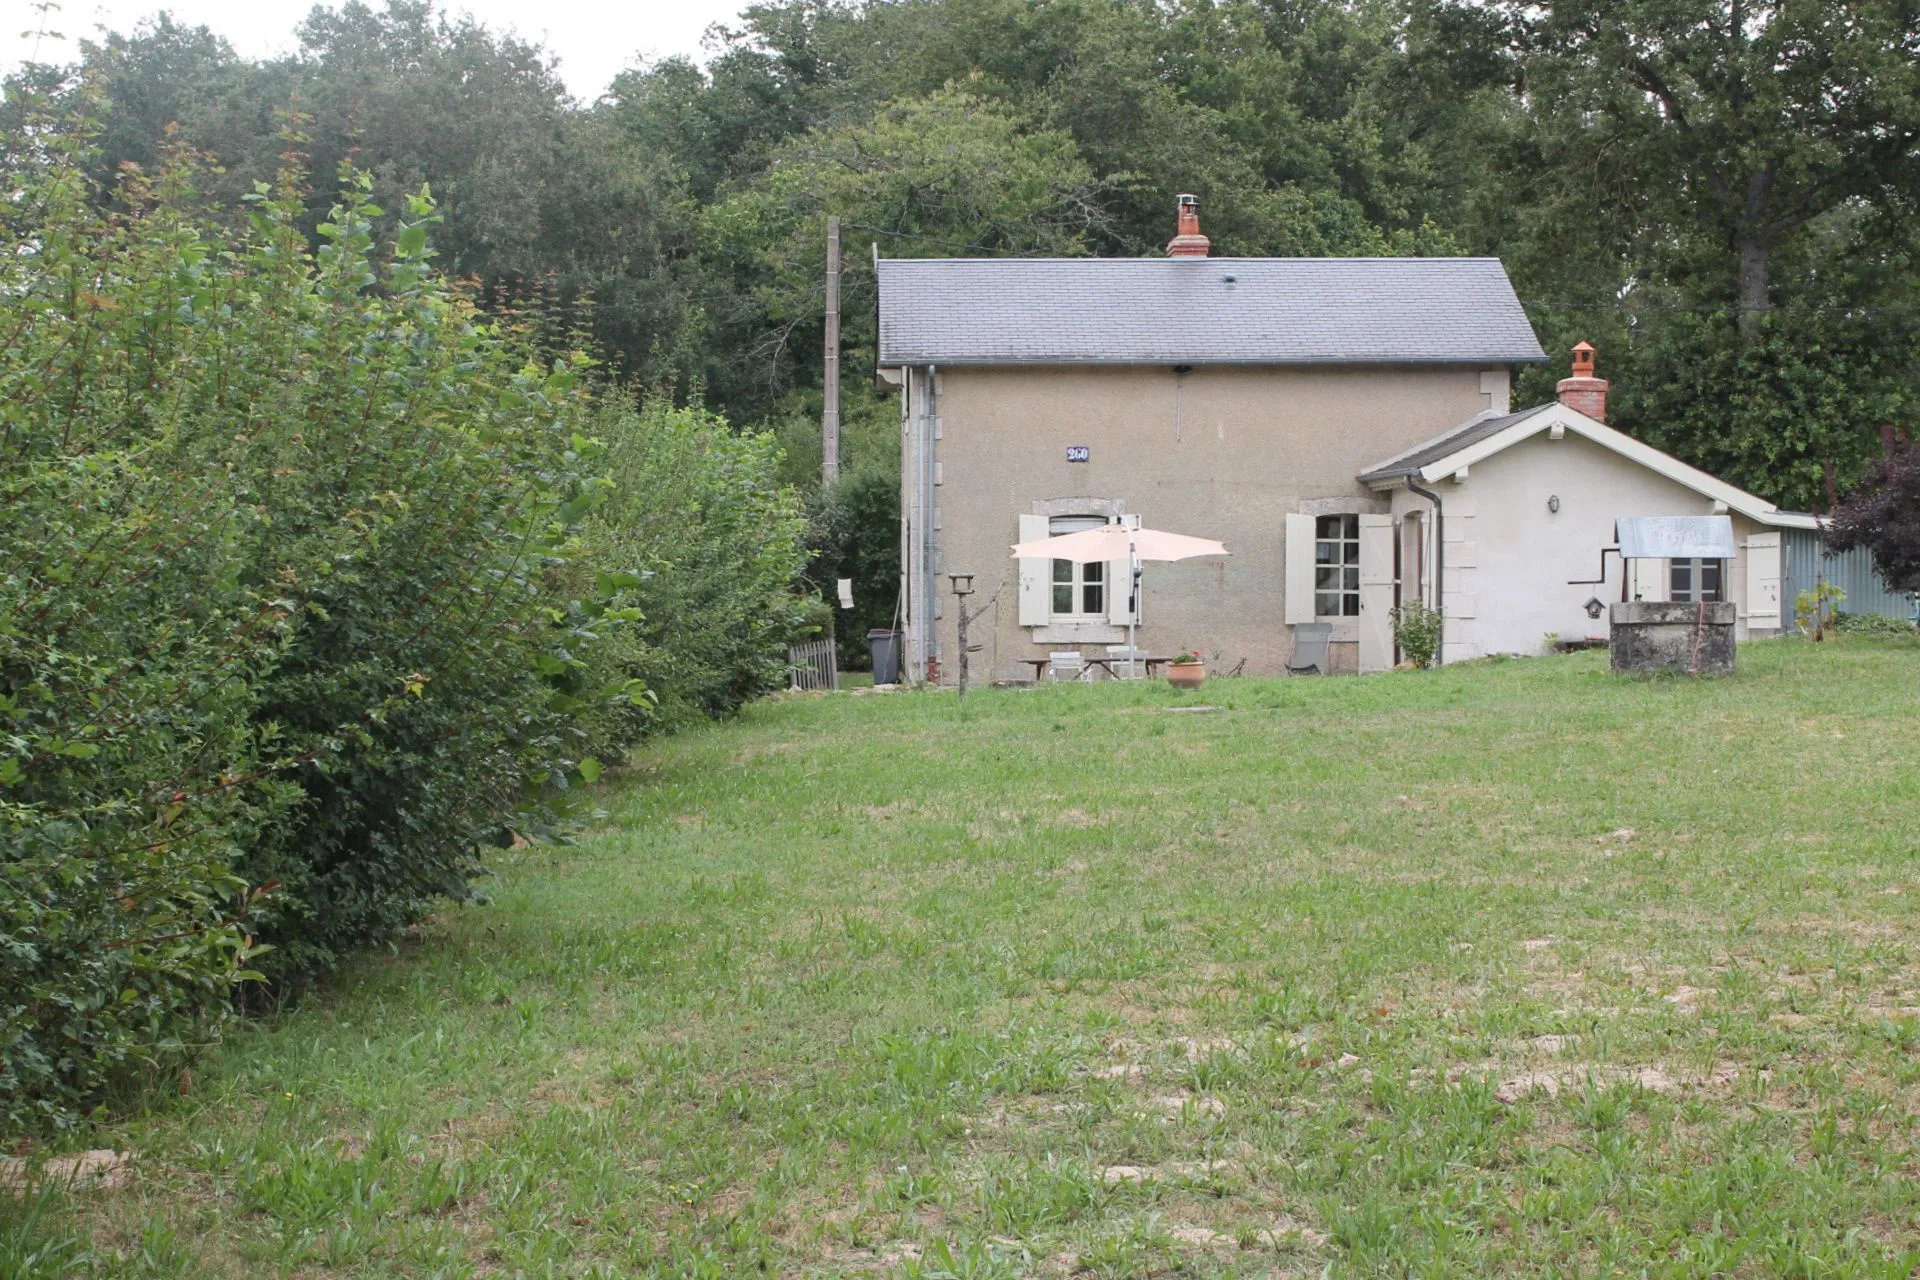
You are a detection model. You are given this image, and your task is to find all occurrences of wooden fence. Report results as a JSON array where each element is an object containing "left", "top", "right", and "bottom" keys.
[{"left": 788, "top": 638, "right": 839, "bottom": 692}]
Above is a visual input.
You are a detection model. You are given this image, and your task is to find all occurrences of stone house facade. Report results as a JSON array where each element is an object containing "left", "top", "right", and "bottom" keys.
[{"left": 876, "top": 198, "right": 1817, "bottom": 683}]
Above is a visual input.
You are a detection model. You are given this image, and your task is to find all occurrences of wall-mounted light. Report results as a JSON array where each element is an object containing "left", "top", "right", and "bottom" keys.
[
  {"left": 947, "top": 572, "right": 975, "bottom": 597},
  {"left": 1547, "top": 494, "right": 1562, "bottom": 514}
]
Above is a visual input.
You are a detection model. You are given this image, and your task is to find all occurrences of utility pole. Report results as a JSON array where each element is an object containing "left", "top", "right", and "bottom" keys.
[{"left": 822, "top": 215, "right": 841, "bottom": 486}]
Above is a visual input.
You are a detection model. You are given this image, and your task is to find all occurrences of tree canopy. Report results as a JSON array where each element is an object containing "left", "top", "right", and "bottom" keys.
[{"left": 8, "top": 0, "right": 1919, "bottom": 507}]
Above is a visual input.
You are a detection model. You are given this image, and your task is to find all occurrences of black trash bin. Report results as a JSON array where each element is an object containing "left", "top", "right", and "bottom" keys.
[{"left": 868, "top": 629, "right": 903, "bottom": 686}]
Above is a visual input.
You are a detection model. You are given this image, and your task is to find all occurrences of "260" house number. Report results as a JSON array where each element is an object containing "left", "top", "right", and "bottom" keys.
[{"left": 1065, "top": 445, "right": 1090, "bottom": 462}]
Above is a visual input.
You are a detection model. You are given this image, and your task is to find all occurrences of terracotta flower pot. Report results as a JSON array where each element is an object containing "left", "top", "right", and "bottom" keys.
[{"left": 1166, "top": 662, "right": 1205, "bottom": 691}]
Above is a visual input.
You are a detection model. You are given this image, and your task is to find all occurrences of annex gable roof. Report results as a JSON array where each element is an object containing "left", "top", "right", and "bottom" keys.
[
  {"left": 1357, "top": 401, "right": 1819, "bottom": 530},
  {"left": 875, "top": 256, "right": 1546, "bottom": 367}
]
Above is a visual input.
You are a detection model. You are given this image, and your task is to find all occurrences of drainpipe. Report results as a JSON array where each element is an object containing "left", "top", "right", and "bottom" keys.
[
  {"left": 1404, "top": 476, "right": 1444, "bottom": 667},
  {"left": 923, "top": 364, "right": 938, "bottom": 681}
]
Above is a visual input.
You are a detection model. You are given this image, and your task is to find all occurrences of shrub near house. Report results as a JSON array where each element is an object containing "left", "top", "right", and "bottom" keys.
[{"left": 0, "top": 109, "right": 806, "bottom": 1132}]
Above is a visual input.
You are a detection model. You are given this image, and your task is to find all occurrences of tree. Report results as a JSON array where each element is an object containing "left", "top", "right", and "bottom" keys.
[
  {"left": 1483, "top": 0, "right": 1920, "bottom": 341},
  {"left": 1828, "top": 432, "right": 1920, "bottom": 594}
]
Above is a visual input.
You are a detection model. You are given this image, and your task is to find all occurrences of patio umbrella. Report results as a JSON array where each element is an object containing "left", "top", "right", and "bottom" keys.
[{"left": 1008, "top": 524, "right": 1230, "bottom": 675}]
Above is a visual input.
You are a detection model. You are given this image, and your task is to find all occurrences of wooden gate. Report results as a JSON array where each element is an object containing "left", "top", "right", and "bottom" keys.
[{"left": 788, "top": 638, "right": 839, "bottom": 692}]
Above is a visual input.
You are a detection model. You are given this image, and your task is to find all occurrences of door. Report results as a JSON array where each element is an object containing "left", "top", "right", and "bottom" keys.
[{"left": 1358, "top": 514, "right": 1395, "bottom": 673}]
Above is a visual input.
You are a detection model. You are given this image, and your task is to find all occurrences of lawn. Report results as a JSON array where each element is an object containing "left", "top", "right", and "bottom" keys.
[{"left": 11, "top": 639, "right": 1920, "bottom": 1277}]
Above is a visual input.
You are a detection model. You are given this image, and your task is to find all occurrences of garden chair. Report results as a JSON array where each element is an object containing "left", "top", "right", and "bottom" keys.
[
  {"left": 1048, "top": 650, "right": 1092, "bottom": 682},
  {"left": 1286, "top": 623, "right": 1331, "bottom": 676},
  {"left": 1104, "top": 644, "right": 1149, "bottom": 679}
]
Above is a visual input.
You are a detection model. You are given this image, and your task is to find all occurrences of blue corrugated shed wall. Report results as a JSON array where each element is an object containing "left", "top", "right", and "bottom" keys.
[{"left": 1781, "top": 529, "right": 1916, "bottom": 625}]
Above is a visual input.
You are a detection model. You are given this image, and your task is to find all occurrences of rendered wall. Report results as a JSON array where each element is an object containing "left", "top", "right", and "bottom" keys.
[
  {"left": 915, "top": 363, "right": 1501, "bottom": 681},
  {"left": 1406, "top": 431, "right": 1763, "bottom": 660}
]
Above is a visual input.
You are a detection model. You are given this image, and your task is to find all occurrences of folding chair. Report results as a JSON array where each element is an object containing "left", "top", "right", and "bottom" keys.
[
  {"left": 1286, "top": 623, "right": 1332, "bottom": 675},
  {"left": 1104, "top": 644, "right": 1148, "bottom": 679},
  {"left": 1048, "top": 650, "right": 1091, "bottom": 683}
]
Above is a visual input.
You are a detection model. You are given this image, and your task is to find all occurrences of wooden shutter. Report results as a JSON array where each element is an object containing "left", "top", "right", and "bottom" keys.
[
  {"left": 1017, "top": 513, "right": 1049, "bottom": 626},
  {"left": 1284, "top": 513, "right": 1316, "bottom": 625},
  {"left": 1744, "top": 531, "right": 1782, "bottom": 627},
  {"left": 1357, "top": 514, "right": 1394, "bottom": 672},
  {"left": 1108, "top": 513, "right": 1141, "bottom": 625}
]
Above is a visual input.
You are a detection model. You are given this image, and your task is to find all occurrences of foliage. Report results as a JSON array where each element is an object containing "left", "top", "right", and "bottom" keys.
[
  {"left": 0, "top": 101, "right": 612, "bottom": 1128},
  {"left": 1827, "top": 434, "right": 1920, "bottom": 595},
  {"left": 807, "top": 468, "right": 902, "bottom": 669},
  {"left": 1473, "top": 0, "right": 1920, "bottom": 340},
  {"left": 573, "top": 399, "right": 811, "bottom": 742},
  {"left": 1170, "top": 650, "right": 1203, "bottom": 665},
  {"left": 1391, "top": 601, "right": 1445, "bottom": 668},
  {"left": 1794, "top": 582, "right": 1846, "bottom": 639},
  {"left": 18, "top": 0, "right": 1920, "bottom": 513},
  {"left": 1832, "top": 611, "right": 1916, "bottom": 637}
]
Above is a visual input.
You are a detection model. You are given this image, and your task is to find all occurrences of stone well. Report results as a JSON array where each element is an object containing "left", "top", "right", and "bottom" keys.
[{"left": 1609, "top": 601, "right": 1736, "bottom": 675}]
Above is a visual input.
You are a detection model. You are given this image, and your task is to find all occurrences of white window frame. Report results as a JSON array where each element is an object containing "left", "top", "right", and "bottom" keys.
[
  {"left": 1315, "top": 514, "right": 1362, "bottom": 619},
  {"left": 1669, "top": 557, "right": 1724, "bottom": 603},
  {"left": 1048, "top": 515, "right": 1107, "bottom": 620}
]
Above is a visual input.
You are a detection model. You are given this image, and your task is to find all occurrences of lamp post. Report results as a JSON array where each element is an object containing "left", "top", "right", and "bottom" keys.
[{"left": 948, "top": 572, "right": 976, "bottom": 697}]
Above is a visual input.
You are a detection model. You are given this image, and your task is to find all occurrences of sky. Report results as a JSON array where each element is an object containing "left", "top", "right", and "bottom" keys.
[{"left": 5, "top": 0, "right": 758, "bottom": 99}]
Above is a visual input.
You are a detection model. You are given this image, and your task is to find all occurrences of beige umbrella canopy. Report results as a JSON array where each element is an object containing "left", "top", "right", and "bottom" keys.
[
  {"left": 1009, "top": 525, "right": 1228, "bottom": 564},
  {"left": 1009, "top": 524, "right": 1229, "bottom": 672}
]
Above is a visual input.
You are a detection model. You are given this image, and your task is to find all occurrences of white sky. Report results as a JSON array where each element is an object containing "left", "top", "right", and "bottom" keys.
[{"left": 5, "top": 0, "right": 758, "bottom": 100}]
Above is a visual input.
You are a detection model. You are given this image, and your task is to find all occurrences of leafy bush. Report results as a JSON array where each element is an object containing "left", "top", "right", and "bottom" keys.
[
  {"left": 1832, "top": 611, "right": 1917, "bottom": 637},
  {"left": 574, "top": 400, "right": 809, "bottom": 743},
  {"left": 1390, "top": 602, "right": 1444, "bottom": 669},
  {"left": 1, "top": 106, "right": 612, "bottom": 1128},
  {"left": 1828, "top": 433, "right": 1920, "bottom": 595},
  {"left": 1795, "top": 582, "right": 1846, "bottom": 638}
]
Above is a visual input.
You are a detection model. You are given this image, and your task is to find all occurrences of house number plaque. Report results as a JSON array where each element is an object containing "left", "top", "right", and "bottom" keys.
[{"left": 1065, "top": 446, "right": 1090, "bottom": 462}]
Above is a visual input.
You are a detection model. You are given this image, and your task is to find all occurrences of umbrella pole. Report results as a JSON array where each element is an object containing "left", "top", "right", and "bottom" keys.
[{"left": 1128, "top": 545, "right": 1142, "bottom": 678}]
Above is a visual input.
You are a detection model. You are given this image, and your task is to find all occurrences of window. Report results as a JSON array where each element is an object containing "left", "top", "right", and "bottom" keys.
[
  {"left": 1669, "top": 558, "right": 1723, "bottom": 603},
  {"left": 1050, "top": 515, "right": 1106, "bottom": 618},
  {"left": 1315, "top": 514, "right": 1360, "bottom": 617}
]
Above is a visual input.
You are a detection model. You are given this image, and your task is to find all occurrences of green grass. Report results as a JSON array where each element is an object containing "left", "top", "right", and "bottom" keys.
[{"left": 12, "top": 639, "right": 1920, "bottom": 1277}]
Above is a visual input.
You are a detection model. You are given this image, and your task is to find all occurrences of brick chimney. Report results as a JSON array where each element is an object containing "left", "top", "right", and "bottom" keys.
[
  {"left": 1556, "top": 341, "right": 1608, "bottom": 422},
  {"left": 1166, "top": 193, "right": 1210, "bottom": 258}
]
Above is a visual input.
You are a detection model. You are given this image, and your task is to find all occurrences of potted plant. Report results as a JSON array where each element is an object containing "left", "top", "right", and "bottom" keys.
[{"left": 1166, "top": 649, "right": 1206, "bottom": 690}]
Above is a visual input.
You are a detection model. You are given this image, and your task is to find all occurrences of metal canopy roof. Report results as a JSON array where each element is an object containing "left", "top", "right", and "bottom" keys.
[{"left": 1616, "top": 516, "right": 1736, "bottom": 559}]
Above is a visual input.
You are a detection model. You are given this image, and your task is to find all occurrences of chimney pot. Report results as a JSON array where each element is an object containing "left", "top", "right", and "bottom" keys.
[
  {"left": 1166, "top": 193, "right": 1210, "bottom": 258},
  {"left": 1556, "top": 341, "right": 1608, "bottom": 422}
]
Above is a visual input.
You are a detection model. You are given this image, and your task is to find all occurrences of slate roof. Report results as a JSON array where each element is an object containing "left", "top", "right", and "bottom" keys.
[
  {"left": 875, "top": 256, "right": 1545, "bottom": 366},
  {"left": 1356, "top": 405, "right": 1553, "bottom": 484}
]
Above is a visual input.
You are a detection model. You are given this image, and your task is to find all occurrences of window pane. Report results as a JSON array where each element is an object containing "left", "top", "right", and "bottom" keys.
[
  {"left": 1316, "top": 566, "right": 1340, "bottom": 589},
  {"left": 1053, "top": 559, "right": 1072, "bottom": 584},
  {"left": 1084, "top": 583, "right": 1104, "bottom": 614},
  {"left": 1053, "top": 584, "right": 1072, "bottom": 613},
  {"left": 1702, "top": 561, "right": 1721, "bottom": 600},
  {"left": 1670, "top": 560, "right": 1691, "bottom": 599},
  {"left": 1316, "top": 515, "right": 1340, "bottom": 538},
  {"left": 1344, "top": 567, "right": 1359, "bottom": 590},
  {"left": 1316, "top": 592, "right": 1340, "bottom": 616},
  {"left": 1343, "top": 594, "right": 1361, "bottom": 616},
  {"left": 1315, "top": 541, "right": 1337, "bottom": 563},
  {"left": 1342, "top": 514, "right": 1359, "bottom": 538},
  {"left": 1084, "top": 561, "right": 1103, "bottom": 583}
]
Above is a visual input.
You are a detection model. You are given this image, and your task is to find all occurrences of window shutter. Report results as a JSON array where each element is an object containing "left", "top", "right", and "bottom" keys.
[
  {"left": 1109, "top": 513, "right": 1141, "bottom": 625},
  {"left": 1357, "top": 514, "right": 1394, "bottom": 672},
  {"left": 1743, "top": 532, "right": 1781, "bottom": 627},
  {"left": 1284, "top": 513, "right": 1315, "bottom": 625},
  {"left": 1017, "top": 513, "right": 1049, "bottom": 626}
]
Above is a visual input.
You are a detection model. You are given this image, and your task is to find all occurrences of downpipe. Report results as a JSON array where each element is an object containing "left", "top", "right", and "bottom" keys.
[{"left": 1404, "top": 477, "right": 1443, "bottom": 667}]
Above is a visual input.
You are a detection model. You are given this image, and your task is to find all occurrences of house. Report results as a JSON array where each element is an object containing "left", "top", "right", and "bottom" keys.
[{"left": 874, "top": 196, "right": 1837, "bottom": 683}]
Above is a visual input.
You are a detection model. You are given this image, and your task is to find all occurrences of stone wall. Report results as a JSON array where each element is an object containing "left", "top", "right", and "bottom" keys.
[{"left": 1609, "top": 601, "right": 1736, "bottom": 675}]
